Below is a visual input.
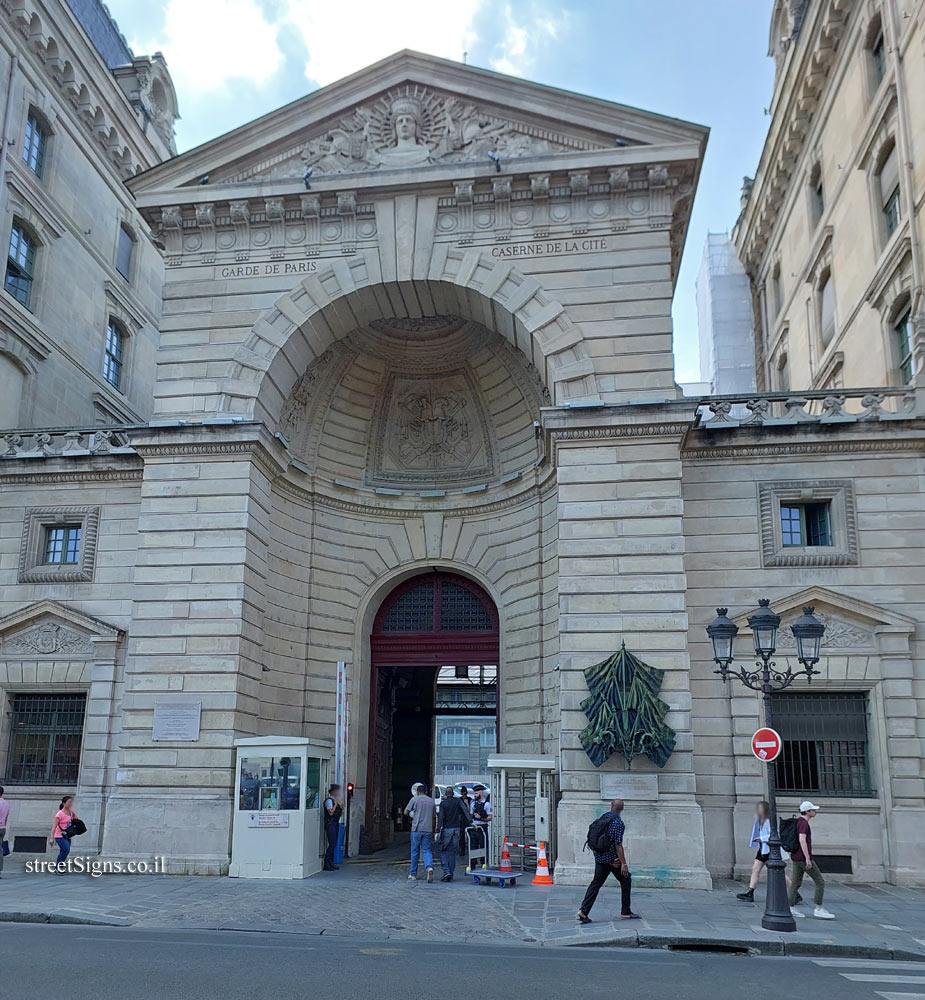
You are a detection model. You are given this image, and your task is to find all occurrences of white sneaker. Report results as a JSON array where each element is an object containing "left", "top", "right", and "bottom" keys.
[
  {"left": 407, "top": 874, "right": 417, "bottom": 881},
  {"left": 813, "top": 907, "right": 835, "bottom": 920},
  {"left": 790, "top": 908, "right": 805, "bottom": 918}
]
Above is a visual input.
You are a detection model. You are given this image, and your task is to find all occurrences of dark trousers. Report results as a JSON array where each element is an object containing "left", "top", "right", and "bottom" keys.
[
  {"left": 579, "top": 862, "right": 632, "bottom": 916},
  {"left": 438, "top": 827, "right": 462, "bottom": 876},
  {"left": 323, "top": 819, "right": 339, "bottom": 868}
]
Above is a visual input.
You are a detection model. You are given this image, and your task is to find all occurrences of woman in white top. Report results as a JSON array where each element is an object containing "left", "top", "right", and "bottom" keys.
[{"left": 735, "top": 800, "right": 795, "bottom": 903}]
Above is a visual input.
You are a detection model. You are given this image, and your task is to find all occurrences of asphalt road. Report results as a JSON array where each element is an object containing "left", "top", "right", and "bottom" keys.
[{"left": 3, "top": 924, "right": 924, "bottom": 1000}]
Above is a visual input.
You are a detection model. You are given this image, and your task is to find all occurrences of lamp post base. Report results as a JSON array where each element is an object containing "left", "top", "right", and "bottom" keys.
[{"left": 761, "top": 846, "right": 796, "bottom": 933}]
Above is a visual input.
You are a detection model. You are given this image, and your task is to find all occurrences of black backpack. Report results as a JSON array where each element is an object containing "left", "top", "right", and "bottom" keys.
[
  {"left": 778, "top": 816, "right": 800, "bottom": 853},
  {"left": 585, "top": 814, "right": 614, "bottom": 853}
]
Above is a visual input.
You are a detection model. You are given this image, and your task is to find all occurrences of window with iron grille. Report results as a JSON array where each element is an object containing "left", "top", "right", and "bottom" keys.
[
  {"left": 772, "top": 692, "right": 873, "bottom": 797},
  {"left": 23, "top": 110, "right": 48, "bottom": 178},
  {"left": 6, "top": 220, "right": 37, "bottom": 308},
  {"left": 103, "top": 318, "right": 125, "bottom": 389},
  {"left": 440, "top": 582, "right": 494, "bottom": 631},
  {"left": 43, "top": 524, "right": 81, "bottom": 564},
  {"left": 6, "top": 694, "right": 86, "bottom": 784},
  {"left": 380, "top": 581, "right": 434, "bottom": 632}
]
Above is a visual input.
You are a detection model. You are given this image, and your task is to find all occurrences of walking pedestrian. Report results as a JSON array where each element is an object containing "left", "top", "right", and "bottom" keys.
[
  {"left": 577, "top": 799, "right": 640, "bottom": 923},
  {"left": 0, "top": 785, "right": 9, "bottom": 878},
  {"left": 735, "top": 800, "right": 797, "bottom": 903},
  {"left": 322, "top": 784, "right": 342, "bottom": 871},
  {"left": 48, "top": 794, "right": 77, "bottom": 875},
  {"left": 457, "top": 785, "right": 471, "bottom": 857},
  {"left": 469, "top": 783, "right": 492, "bottom": 857},
  {"left": 403, "top": 782, "right": 435, "bottom": 882},
  {"left": 436, "top": 785, "right": 470, "bottom": 882},
  {"left": 788, "top": 801, "right": 834, "bottom": 919}
]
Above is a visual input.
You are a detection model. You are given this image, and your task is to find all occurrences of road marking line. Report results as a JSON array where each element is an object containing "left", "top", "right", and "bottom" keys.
[
  {"left": 814, "top": 960, "right": 925, "bottom": 970},
  {"left": 874, "top": 993, "right": 925, "bottom": 1000},
  {"left": 841, "top": 975, "right": 925, "bottom": 985}
]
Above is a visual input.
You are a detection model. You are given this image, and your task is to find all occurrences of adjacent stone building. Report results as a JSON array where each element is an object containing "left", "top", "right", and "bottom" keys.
[
  {"left": 0, "top": 10, "right": 922, "bottom": 886},
  {"left": 734, "top": 0, "right": 925, "bottom": 392}
]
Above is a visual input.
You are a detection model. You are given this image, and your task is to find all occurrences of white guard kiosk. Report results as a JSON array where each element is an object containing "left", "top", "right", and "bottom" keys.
[{"left": 230, "top": 736, "right": 332, "bottom": 879}]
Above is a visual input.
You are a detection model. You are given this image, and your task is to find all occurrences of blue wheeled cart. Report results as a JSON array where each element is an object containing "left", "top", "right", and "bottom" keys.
[{"left": 465, "top": 828, "right": 523, "bottom": 887}]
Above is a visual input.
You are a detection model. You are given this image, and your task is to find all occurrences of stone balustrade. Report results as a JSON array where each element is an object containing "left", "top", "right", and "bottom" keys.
[
  {"left": 1, "top": 427, "right": 135, "bottom": 459},
  {"left": 695, "top": 387, "right": 918, "bottom": 428}
]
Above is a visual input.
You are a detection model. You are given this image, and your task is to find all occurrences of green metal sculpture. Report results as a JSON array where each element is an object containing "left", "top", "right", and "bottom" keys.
[{"left": 579, "top": 642, "right": 676, "bottom": 769}]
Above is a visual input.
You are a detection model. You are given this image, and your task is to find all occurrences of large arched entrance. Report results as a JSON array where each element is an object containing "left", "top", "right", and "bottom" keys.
[{"left": 364, "top": 571, "right": 499, "bottom": 852}]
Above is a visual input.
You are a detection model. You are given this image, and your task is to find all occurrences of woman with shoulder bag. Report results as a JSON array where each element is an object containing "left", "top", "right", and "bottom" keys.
[{"left": 49, "top": 795, "right": 77, "bottom": 875}]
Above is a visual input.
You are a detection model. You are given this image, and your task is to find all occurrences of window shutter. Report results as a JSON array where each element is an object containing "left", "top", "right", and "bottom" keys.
[{"left": 879, "top": 146, "right": 899, "bottom": 205}]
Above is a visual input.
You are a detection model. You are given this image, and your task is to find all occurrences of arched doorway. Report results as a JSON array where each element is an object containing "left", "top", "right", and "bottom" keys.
[{"left": 364, "top": 572, "right": 499, "bottom": 851}]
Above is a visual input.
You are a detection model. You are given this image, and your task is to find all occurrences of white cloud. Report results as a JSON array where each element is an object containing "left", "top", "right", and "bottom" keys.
[
  {"left": 128, "top": 0, "right": 284, "bottom": 94},
  {"left": 121, "top": 0, "right": 569, "bottom": 98},
  {"left": 285, "top": 0, "right": 485, "bottom": 86}
]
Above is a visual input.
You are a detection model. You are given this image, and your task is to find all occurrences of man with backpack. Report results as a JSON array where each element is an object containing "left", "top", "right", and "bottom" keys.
[
  {"left": 578, "top": 799, "right": 640, "bottom": 923},
  {"left": 786, "top": 801, "right": 834, "bottom": 919}
]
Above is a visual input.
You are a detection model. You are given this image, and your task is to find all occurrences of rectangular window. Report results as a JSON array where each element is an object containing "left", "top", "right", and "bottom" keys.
[
  {"left": 6, "top": 222, "right": 36, "bottom": 308},
  {"left": 773, "top": 692, "right": 873, "bottom": 797},
  {"left": 894, "top": 309, "right": 913, "bottom": 385},
  {"left": 871, "top": 31, "right": 886, "bottom": 87},
  {"left": 42, "top": 524, "right": 81, "bottom": 564},
  {"left": 103, "top": 320, "right": 124, "bottom": 389},
  {"left": 780, "top": 502, "right": 832, "bottom": 547},
  {"left": 880, "top": 146, "right": 901, "bottom": 239},
  {"left": 883, "top": 186, "right": 901, "bottom": 238},
  {"left": 6, "top": 694, "right": 86, "bottom": 785},
  {"left": 23, "top": 111, "right": 48, "bottom": 178},
  {"left": 811, "top": 170, "right": 824, "bottom": 223},
  {"left": 116, "top": 225, "right": 134, "bottom": 280},
  {"left": 819, "top": 275, "right": 836, "bottom": 345}
]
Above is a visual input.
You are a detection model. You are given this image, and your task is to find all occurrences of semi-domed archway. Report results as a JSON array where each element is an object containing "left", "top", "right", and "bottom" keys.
[{"left": 365, "top": 571, "right": 499, "bottom": 851}]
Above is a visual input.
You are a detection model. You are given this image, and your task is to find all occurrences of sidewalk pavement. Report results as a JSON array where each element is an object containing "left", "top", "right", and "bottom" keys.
[{"left": 2, "top": 849, "right": 924, "bottom": 959}]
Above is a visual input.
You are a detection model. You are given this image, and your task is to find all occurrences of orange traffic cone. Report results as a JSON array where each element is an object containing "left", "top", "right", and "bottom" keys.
[
  {"left": 499, "top": 837, "right": 513, "bottom": 873},
  {"left": 532, "top": 842, "right": 554, "bottom": 885}
]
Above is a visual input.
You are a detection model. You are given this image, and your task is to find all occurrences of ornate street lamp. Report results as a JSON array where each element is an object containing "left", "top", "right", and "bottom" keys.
[{"left": 706, "top": 600, "right": 826, "bottom": 933}]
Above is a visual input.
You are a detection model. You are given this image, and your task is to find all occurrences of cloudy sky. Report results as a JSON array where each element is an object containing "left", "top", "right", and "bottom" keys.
[{"left": 105, "top": 0, "right": 774, "bottom": 382}]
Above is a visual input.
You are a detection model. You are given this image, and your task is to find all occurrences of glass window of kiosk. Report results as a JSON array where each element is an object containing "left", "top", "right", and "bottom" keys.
[
  {"left": 238, "top": 756, "right": 302, "bottom": 810},
  {"left": 305, "top": 757, "right": 321, "bottom": 809}
]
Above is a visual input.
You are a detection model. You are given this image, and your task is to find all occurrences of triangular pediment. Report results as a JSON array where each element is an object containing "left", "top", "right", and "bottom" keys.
[
  {"left": 730, "top": 588, "right": 915, "bottom": 652},
  {"left": 0, "top": 600, "right": 121, "bottom": 657},
  {"left": 129, "top": 50, "right": 707, "bottom": 195}
]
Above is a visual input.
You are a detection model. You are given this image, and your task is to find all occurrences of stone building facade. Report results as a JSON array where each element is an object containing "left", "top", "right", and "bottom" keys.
[
  {"left": 0, "top": 40, "right": 922, "bottom": 884},
  {"left": 735, "top": 0, "right": 925, "bottom": 393}
]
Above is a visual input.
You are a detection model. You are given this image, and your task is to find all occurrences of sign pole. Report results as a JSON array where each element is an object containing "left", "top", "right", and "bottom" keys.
[
  {"left": 757, "top": 697, "right": 796, "bottom": 932},
  {"left": 333, "top": 662, "right": 347, "bottom": 865}
]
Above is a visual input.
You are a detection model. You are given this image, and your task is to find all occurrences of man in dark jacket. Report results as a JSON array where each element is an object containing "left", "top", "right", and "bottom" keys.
[{"left": 436, "top": 786, "right": 471, "bottom": 882}]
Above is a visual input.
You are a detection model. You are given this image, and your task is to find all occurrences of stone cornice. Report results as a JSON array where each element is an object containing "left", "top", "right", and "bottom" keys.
[
  {"left": 0, "top": 467, "right": 142, "bottom": 485},
  {"left": 683, "top": 436, "right": 924, "bottom": 461}
]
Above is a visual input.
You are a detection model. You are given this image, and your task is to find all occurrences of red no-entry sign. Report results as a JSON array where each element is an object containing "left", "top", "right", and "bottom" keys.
[{"left": 751, "top": 727, "right": 782, "bottom": 762}]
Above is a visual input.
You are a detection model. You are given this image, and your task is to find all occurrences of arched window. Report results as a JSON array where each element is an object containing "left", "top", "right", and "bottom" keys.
[
  {"left": 116, "top": 223, "right": 135, "bottom": 280},
  {"left": 479, "top": 726, "right": 496, "bottom": 748},
  {"left": 103, "top": 318, "right": 125, "bottom": 389},
  {"left": 6, "top": 220, "right": 38, "bottom": 309},
  {"left": 23, "top": 109, "right": 49, "bottom": 178},
  {"left": 878, "top": 143, "right": 901, "bottom": 239},
  {"left": 440, "top": 727, "right": 470, "bottom": 747}
]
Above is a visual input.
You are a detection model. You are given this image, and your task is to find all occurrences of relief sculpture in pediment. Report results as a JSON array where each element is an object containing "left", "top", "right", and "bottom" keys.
[{"left": 299, "top": 85, "right": 596, "bottom": 174}]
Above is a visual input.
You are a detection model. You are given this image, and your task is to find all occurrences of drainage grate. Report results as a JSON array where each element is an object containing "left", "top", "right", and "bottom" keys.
[
  {"left": 665, "top": 943, "right": 752, "bottom": 956},
  {"left": 814, "top": 854, "right": 853, "bottom": 874}
]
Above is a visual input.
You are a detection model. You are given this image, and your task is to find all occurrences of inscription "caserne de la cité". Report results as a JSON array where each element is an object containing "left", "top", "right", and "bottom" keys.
[
  {"left": 220, "top": 260, "right": 319, "bottom": 278},
  {"left": 490, "top": 237, "right": 608, "bottom": 258}
]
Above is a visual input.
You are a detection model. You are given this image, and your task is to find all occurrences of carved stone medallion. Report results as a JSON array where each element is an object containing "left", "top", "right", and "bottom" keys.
[{"left": 3, "top": 621, "right": 94, "bottom": 656}]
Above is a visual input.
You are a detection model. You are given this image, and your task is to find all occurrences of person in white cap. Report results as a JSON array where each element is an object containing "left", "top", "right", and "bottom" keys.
[{"left": 788, "top": 801, "right": 834, "bottom": 919}]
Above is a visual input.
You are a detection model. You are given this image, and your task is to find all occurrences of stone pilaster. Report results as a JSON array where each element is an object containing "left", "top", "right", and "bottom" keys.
[
  {"left": 544, "top": 401, "right": 710, "bottom": 888},
  {"left": 100, "top": 423, "right": 286, "bottom": 872}
]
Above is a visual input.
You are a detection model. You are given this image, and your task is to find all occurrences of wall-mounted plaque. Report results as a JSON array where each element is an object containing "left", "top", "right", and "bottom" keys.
[
  {"left": 600, "top": 773, "right": 659, "bottom": 801},
  {"left": 246, "top": 812, "right": 290, "bottom": 828},
  {"left": 152, "top": 701, "right": 202, "bottom": 741}
]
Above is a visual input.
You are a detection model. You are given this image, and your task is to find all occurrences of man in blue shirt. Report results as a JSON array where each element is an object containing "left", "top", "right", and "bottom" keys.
[{"left": 578, "top": 799, "right": 640, "bottom": 923}]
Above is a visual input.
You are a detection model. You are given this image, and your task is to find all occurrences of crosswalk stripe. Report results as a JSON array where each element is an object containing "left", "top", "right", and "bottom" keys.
[
  {"left": 814, "top": 960, "right": 925, "bottom": 971},
  {"left": 874, "top": 993, "right": 925, "bottom": 1000},
  {"left": 841, "top": 975, "right": 925, "bottom": 985}
]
